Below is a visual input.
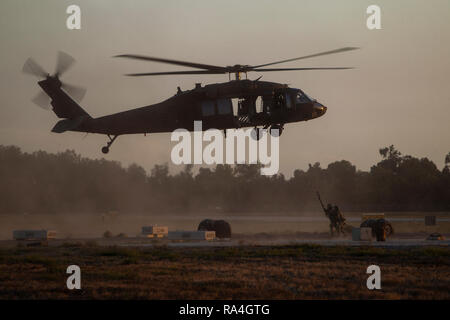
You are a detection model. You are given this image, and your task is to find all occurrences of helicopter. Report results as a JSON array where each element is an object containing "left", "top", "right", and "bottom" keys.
[{"left": 22, "top": 47, "right": 358, "bottom": 154}]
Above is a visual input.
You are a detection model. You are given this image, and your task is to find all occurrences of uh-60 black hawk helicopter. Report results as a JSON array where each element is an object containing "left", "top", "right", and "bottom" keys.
[{"left": 23, "top": 47, "right": 358, "bottom": 154}]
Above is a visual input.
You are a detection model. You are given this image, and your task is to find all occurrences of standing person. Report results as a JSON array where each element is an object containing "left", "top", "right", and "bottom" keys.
[
  {"left": 328, "top": 205, "right": 341, "bottom": 236},
  {"left": 333, "top": 205, "right": 346, "bottom": 234},
  {"left": 317, "top": 192, "right": 339, "bottom": 236}
]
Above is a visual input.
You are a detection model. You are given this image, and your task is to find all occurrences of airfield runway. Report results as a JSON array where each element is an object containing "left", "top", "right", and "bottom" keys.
[
  {"left": 1, "top": 212, "right": 449, "bottom": 249},
  {"left": 1, "top": 234, "right": 449, "bottom": 249},
  {"left": 162, "top": 238, "right": 450, "bottom": 248}
]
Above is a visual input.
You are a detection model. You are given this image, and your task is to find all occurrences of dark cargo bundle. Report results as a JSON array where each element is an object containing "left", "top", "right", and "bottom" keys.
[{"left": 198, "top": 219, "right": 232, "bottom": 239}]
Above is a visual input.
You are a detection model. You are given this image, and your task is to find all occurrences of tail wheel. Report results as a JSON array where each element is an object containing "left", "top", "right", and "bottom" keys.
[{"left": 101, "top": 135, "right": 118, "bottom": 154}]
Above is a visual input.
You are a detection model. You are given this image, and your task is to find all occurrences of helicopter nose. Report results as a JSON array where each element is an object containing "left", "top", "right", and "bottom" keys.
[{"left": 313, "top": 102, "right": 327, "bottom": 117}]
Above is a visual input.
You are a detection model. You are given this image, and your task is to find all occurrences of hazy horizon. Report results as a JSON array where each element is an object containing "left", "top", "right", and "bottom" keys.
[{"left": 1, "top": 0, "right": 449, "bottom": 176}]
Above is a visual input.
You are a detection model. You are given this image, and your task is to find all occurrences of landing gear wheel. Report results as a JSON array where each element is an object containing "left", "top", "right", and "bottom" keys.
[
  {"left": 101, "top": 135, "right": 118, "bottom": 154},
  {"left": 251, "top": 127, "right": 262, "bottom": 141}
]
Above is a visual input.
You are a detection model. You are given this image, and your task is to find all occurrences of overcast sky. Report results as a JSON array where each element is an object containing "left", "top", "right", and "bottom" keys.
[{"left": 1, "top": 0, "right": 449, "bottom": 176}]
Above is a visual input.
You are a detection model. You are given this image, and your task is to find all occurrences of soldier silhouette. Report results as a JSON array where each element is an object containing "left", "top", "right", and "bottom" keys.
[{"left": 317, "top": 192, "right": 346, "bottom": 236}]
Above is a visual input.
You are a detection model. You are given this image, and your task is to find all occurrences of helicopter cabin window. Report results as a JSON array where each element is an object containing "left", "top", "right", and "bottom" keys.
[
  {"left": 217, "top": 98, "right": 232, "bottom": 115},
  {"left": 255, "top": 96, "right": 263, "bottom": 113},
  {"left": 201, "top": 100, "right": 215, "bottom": 117}
]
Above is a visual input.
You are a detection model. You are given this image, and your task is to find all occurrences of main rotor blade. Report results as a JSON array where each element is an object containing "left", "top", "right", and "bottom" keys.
[
  {"left": 253, "top": 67, "right": 354, "bottom": 72},
  {"left": 22, "top": 58, "right": 48, "bottom": 78},
  {"left": 55, "top": 51, "right": 76, "bottom": 76},
  {"left": 31, "top": 91, "right": 51, "bottom": 110},
  {"left": 251, "top": 47, "right": 360, "bottom": 69},
  {"left": 61, "top": 82, "right": 87, "bottom": 102},
  {"left": 115, "top": 54, "right": 227, "bottom": 72},
  {"left": 125, "top": 70, "right": 227, "bottom": 76}
]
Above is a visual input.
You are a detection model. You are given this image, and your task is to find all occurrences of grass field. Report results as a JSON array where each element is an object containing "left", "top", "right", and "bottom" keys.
[{"left": 0, "top": 243, "right": 449, "bottom": 299}]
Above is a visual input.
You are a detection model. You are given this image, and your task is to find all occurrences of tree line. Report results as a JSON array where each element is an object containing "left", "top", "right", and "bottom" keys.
[{"left": 0, "top": 144, "right": 449, "bottom": 214}]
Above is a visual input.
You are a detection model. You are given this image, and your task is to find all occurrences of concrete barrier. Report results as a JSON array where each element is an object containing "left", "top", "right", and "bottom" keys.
[
  {"left": 142, "top": 226, "right": 168, "bottom": 237},
  {"left": 352, "top": 228, "right": 361, "bottom": 241},
  {"left": 168, "top": 231, "right": 215, "bottom": 241},
  {"left": 13, "top": 230, "right": 56, "bottom": 240},
  {"left": 360, "top": 227, "right": 373, "bottom": 241}
]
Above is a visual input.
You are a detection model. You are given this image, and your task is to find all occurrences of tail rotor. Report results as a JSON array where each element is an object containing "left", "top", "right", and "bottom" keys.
[
  {"left": 54, "top": 51, "right": 76, "bottom": 77},
  {"left": 22, "top": 51, "right": 87, "bottom": 109},
  {"left": 61, "top": 82, "right": 86, "bottom": 102},
  {"left": 22, "top": 58, "right": 48, "bottom": 78},
  {"left": 31, "top": 92, "right": 51, "bottom": 110}
]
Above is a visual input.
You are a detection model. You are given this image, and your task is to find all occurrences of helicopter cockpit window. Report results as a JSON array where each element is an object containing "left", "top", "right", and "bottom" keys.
[
  {"left": 296, "top": 92, "right": 311, "bottom": 104},
  {"left": 217, "top": 98, "right": 232, "bottom": 115},
  {"left": 201, "top": 100, "right": 215, "bottom": 117}
]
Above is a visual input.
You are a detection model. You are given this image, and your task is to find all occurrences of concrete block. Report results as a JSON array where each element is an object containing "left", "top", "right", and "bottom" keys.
[
  {"left": 360, "top": 227, "right": 373, "bottom": 241},
  {"left": 144, "top": 234, "right": 165, "bottom": 239},
  {"left": 168, "top": 230, "right": 215, "bottom": 241},
  {"left": 352, "top": 228, "right": 361, "bottom": 241},
  {"left": 13, "top": 230, "right": 56, "bottom": 240},
  {"left": 142, "top": 226, "right": 168, "bottom": 235}
]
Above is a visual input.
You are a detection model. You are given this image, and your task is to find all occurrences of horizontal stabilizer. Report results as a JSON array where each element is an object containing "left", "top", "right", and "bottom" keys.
[{"left": 52, "top": 116, "right": 86, "bottom": 133}]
